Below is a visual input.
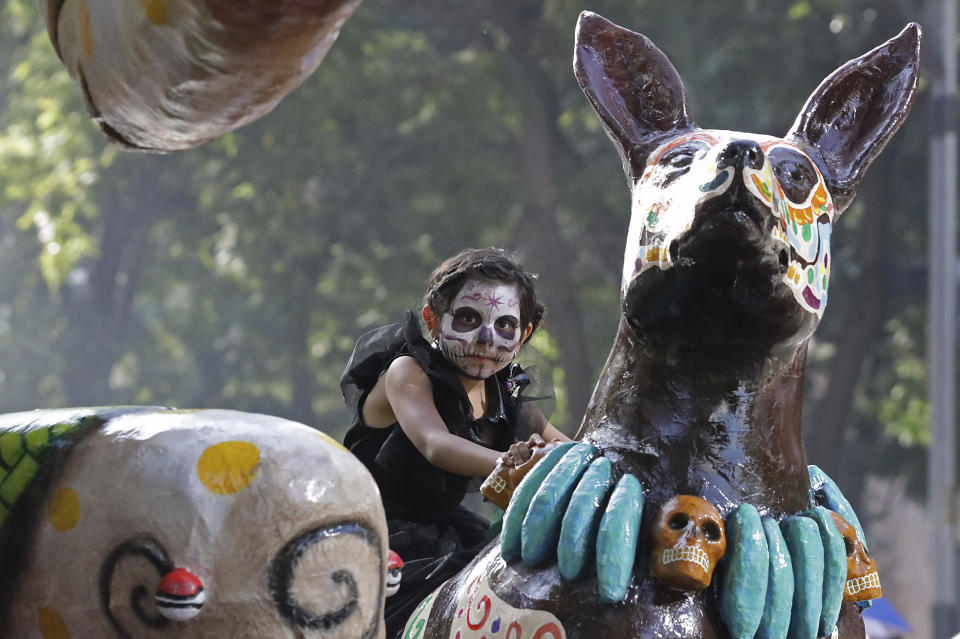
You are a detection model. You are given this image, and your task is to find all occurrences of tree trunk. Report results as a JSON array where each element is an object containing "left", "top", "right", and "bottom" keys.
[
  {"left": 60, "top": 168, "right": 160, "bottom": 405},
  {"left": 505, "top": 13, "right": 594, "bottom": 431}
]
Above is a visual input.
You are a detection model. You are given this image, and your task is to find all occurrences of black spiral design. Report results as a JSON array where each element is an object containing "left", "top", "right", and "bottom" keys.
[
  {"left": 269, "top": 521, "right": 383, "bottom": 638},
  {"left": 98, "top": 535, "right": 174, "bottom": 638}
]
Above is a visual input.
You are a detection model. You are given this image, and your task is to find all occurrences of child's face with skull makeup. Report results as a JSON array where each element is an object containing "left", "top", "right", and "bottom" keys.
[{"left": 425, "top": 278, "right": 530, "bottom": 380}]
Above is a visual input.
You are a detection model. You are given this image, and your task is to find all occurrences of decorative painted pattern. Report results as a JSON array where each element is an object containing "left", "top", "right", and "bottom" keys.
[
  {"left": 744, "top": 141, "right": 834, "bottom": 317},
  {"left": 626, "top": 131, "right": 834, "bottom": 317},
  {"left": 449, "top": 569, "right": 566, "bottom": 639},
  {"left": 403, "top": 589, "right": 438, "bottom": 639},
  {"left": 47, "top": 487, "right": 81, "bottom": 532},
  {"left": 37, "top": 605, "right": 71, "bottom": 639},
  {"left": 624, "top": 131, "right": 721, "bottom": 291},
  {"left": 0, "top": 417, "right": 94, "bottom": 528},
  {"left": 196, "top": 441, "right": 261, "bottom": 495}
]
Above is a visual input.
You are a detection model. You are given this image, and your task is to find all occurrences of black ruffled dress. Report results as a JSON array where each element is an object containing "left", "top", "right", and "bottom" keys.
[{"left": 340, "top": 312, "right": 543, "bottom": 637}]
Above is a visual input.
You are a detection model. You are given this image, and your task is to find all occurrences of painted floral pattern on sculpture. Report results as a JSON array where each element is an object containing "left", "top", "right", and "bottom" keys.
[{"left": 447, "top": 568, "right": 566, "bottom": 639}]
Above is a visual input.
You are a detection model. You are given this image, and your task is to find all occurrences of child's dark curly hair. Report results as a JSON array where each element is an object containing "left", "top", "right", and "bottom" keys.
[{"left": 423, "top": 248, "right": 544, "bottom": 342}]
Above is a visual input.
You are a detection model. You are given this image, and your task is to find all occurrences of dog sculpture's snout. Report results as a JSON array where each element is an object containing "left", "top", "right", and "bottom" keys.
[{"left": 716, "top": 140, "right": 764, "bottom": 171}]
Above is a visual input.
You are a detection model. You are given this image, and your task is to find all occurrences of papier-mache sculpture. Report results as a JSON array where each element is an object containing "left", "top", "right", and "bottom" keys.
[
  {"left": 0, "top": 407, "right": 388, "bottom": 638},
  {"left": 39, "top": 0, "right": 362, "bottom": 152},
  {"left": 22, "top": 6, "right": 918, "bottom": 639},
  {"left": 403, "top": 12, "right": 919, "bottom": 639}
]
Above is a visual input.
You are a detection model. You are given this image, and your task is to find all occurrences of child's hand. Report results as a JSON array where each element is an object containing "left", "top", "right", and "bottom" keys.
[
  {"left": 482, "top": 434, "right": 558, "bottom": 510},
  {"left": 502, "top": 433, "right": 546, "bottom": 466}
]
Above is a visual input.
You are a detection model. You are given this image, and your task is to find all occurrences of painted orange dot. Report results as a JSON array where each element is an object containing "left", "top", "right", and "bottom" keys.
[
  {"left": 197, "top": 441, "right": 261, "bottom": 495},
  {"left": 316, "top": 431, "right": 348, "bottom": 452},
  {"left": 38, "top": 606, "right": 70, "bottom": 639},
  {"left": 141, "top": 0, "right": 168, "bottom": 25},
  {"left": 78, "top": 0, "right": 94, "bottom": 56},
  {"left": 47, "top": 487, "right": 80, "bottom": 532}
]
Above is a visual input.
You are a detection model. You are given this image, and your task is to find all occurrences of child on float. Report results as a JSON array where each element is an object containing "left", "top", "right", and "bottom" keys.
[{"left": 340, "top": 247, "right": 569, "bottom": 636}]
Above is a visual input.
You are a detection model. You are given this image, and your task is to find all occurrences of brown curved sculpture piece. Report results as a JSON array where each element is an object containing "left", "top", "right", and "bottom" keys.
[
  {"left": 41, "top": 0, "right": 362, "bottom": 152},
  {"left": 408, "top": 12, "right": 920, "bottom": 639}
]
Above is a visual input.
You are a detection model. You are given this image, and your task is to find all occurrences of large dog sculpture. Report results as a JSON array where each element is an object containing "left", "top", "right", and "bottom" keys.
[{"left": 403, "top": 13, "right": 920, "bottom": 639}]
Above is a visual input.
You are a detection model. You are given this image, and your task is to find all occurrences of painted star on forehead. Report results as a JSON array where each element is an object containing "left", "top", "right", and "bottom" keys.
[{"left": 484, "top": 292, "right": 504, "bottom": 309}]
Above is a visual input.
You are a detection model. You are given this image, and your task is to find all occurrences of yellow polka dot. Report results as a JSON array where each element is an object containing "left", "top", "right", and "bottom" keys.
[
  {"left": 316, "top": 431, "right": 348, "bottom": 452},
  {"left": 78, "top": 0, "right": 94, "bottom": 56},
  {"left": 197, "top": 441, "right": 261, "bottom": 495},
  {"left": 141, "top": 0, "right": 168, "bottom": 25},
  {"left": 38, "top": 606, "right": 70, "bottom": 639},
  {"left": 47, "top": 487, "right": 80, "bottom": 532}
]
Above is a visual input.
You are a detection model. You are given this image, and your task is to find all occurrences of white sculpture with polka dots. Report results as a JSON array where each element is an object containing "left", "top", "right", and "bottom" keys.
[{"left": 1, "top": 409, "right": 387, "bottom": 639}]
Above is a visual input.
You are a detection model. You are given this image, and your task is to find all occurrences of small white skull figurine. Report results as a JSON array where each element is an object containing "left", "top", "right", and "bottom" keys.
[
  {"left": 830, "top": 511, "right": 882, "bottom": 602},
  {"left": 650, "top": 495, "right": 727, "bottom": 590}
]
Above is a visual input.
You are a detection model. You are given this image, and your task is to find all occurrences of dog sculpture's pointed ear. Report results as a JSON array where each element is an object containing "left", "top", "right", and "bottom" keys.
[
  {"left": 787, "top": 23, "right": 921, "bottom": 214},
  {"left": 574, "top": 12, "right": 695, "bottom": 182}
]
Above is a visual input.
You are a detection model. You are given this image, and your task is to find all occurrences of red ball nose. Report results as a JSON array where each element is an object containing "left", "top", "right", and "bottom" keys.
[
  {"left": 157, "top": 567, "right": 204, "bottom": 597},
  {"left": 156, "top": 567, "right": 206, "bottom": 622}
]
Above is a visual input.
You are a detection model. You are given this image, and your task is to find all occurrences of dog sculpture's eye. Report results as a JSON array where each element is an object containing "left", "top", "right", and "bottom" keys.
[
  {"left": 769, "top": 147, "right": 817, "bottom": 203},
  {"left": 656, "top": 142, "right": 707, "bottom": 187},
  {"left": 660, "top": 142, "right": 705, "bottom": 169},
  {"left": 667, "top": 152, "right": 694, "bottom": 168}
]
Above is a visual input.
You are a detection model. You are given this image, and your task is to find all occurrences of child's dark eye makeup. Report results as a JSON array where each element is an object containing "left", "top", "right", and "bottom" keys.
[
  {"left": 494, "top": 316, "right": 519, "bottom": 340},
  {"left": 451, "top": 308, "right": 482, "bottom": 332}
]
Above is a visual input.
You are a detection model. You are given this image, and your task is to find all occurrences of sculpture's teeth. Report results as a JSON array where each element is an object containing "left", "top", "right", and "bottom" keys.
[
  {"left": 845, "top": 571, "right": 881, "bottom": 596},
  {"left": 661, "top": 545, "right": 709, "bottom": 571}
]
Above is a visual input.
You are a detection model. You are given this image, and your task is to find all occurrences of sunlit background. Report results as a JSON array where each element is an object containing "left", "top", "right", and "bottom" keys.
[{"left": 0, "top": 1, "right": 952, "bottom": 635}]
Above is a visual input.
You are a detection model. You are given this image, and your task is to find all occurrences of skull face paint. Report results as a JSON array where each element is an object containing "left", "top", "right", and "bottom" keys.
[
  {"left": 439, "top": 278, "right": 524, "bottom": 380},
  {"left": 624, "top": 130, "right": 834, "bottom": 318}
]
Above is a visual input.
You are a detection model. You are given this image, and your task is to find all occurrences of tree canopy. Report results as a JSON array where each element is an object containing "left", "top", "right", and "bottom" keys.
[{"left": 0, "top": 0, "right": 937, "bottom": 505}]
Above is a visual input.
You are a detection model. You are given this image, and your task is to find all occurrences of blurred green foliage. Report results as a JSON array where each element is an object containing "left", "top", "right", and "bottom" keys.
[{"left": 0, "top": 0, "right": 939, "bottom": 501}]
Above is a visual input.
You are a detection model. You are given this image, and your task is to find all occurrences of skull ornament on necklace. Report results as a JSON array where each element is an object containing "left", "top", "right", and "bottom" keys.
[
  {"left": 650, "top": 495, "right": 727, "bottom": 591},
  {"left": 830, "top": 511, "right": 882, "bottom": 602},
  {"left": 435, "top": 278, "right": 525, "bottom": 380}
]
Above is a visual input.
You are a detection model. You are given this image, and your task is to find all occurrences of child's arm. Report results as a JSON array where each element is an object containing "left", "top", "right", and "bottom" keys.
[
  {"left": 543, "top": 423, "right": 571, "bottom": 443},
  {"left": 515, "top": 402, "right": 573, "bottom": 447},
  {"left": 383, "top": 356, "right": 503, "bottom": 477}
]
